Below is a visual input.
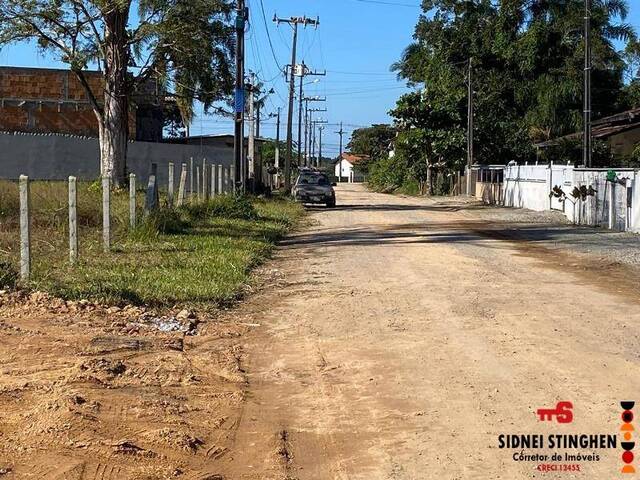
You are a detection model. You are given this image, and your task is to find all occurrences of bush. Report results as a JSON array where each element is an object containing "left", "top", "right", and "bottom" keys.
[
  {"left": 0, "top": 261, "right": 18, "bottom": 288},
  {"left": 131, "top": 208, "right": 187, "bottom": 239},
  {"left": 183, "top": 195, "right": 258, "bottom": 221}
]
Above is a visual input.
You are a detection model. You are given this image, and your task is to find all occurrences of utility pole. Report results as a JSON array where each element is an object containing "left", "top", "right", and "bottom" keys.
[
  {"left": 584, "top": 0, "right": 592, "bottom": 167},
  {"left": 337, "top": 122, "right": 344, "bottom": 182},
  {"left": 234, "top": 0, "right": 247, "bottom": 193},
  {"left": 466, "top": 57, "right": 474, "bottom": 195},
  {"left": 304, "top": 102, "right": 310, "bottom": 166},
  {"left": 275, "top": 107, "right": 281, "bottom": 185},
  {"left": 298, "top": 71, "right": 305, "bottom": 167},
  {"left": 295, "top": 65, "right": 326, "bottom": 166},
  {"left": 256, "top": 103, "right": 261, "bottom": 139},
  {"left": 310, "top": 118, "right": 328, "bottom": 167},
  {"left": 310, "top": 120, "right": 316, "bottom": 162},
  {"left": 248, "top": 73, "right": 256, "bottom": 190},
  {"left": 274, "top": 15, "right": 319, "bottom": 191},
  {"left": 318, "top": 125, "right": 324, "bottom": 168},
  {"left": 308, "top": 107, "right": 327, "bottom": 167},
  {"left": 303, "top": 96, "right": 326, "bottom": 167}
]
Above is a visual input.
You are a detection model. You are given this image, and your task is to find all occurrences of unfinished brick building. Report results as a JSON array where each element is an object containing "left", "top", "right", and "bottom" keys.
[{"left": 0, "top": 66, "right": 164, "bottom": 141}]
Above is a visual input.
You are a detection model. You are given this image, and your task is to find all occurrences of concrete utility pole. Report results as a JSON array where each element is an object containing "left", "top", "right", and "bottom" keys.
[
  {"left": 318, "top": 125, "right": 324, "bottom": 168},
  {"left": 304, "top": 96, "right": 326, "bottom": 167},
  {"left": 467, "top": 57, "right": 474, "bottom": 195},
  {"left": 274, "top": 15, "right": 319, "bottom": 191},
  {"left": 234, "top": 0, "right": 247, "bottom": 193},
  {"left": 308, "top": 108, "right": 327, "bottom": 167},
  {"left": 296, "top": 65, "right": 326, "bottom": 166},
  {"left": 304, "top": 101, "right": 310, "bottom": 166},
  {"left": 298, "top": 70, "right": 305, "bottom": 167},
  {"left": 248, "top": 72, "right": 256, "bottom": 189},
  {"left": 337, "top": 122, "right": 344, "bottom": 182},
  {"left": 275, "top": 107, "right": 281, "bottom": 172},
  {"left": 584, "top": 0, "right": 592, "bottom": 167},
  {"left": 310, "top": 118, "right": 328, "bottom": 167}
]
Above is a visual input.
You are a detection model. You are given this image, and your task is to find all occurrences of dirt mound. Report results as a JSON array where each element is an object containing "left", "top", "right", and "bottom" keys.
[{"left": 0, "top": 289, "right": 248, "bottom": 478}]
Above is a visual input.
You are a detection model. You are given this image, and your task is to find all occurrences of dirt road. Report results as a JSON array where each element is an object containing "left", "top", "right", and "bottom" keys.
[
  {"left": 2, "top": 184, "right": 640, "bottom": 479},
  {"left": 221, "top": 184, "right": 640, "bottom": 479}
]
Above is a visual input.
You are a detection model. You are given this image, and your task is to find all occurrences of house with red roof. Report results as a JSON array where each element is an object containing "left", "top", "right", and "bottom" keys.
[{"left": 334, "top": 152, "right": 369, "bottom": 182}]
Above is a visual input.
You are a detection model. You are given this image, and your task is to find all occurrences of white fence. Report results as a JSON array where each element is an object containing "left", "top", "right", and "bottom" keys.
[{"left": 500, "top": 164, "right": 640, "bottom": 233}]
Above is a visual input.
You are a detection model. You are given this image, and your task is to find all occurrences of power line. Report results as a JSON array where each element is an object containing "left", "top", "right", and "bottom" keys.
[
  {"left": 351, "top": 0, "right": 421, "bottom": 7},
  {"left": 258, "top": 0, "right": 283, "bottom": 72},
  {"left": 325, "top": 69, "right": 397, "bottom": 76}
]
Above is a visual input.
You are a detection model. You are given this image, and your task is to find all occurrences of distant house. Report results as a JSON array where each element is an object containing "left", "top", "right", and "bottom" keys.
[
  {"left": 535, "top": 107, "right": 640, "bottom": 160},
  {"left": 334, "top": 152, "right": 369, "bottom": 182}
]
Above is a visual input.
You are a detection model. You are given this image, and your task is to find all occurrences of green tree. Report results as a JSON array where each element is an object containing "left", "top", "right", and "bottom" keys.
[
  {"left": 0, "top": 0, "right": 234, "bottom": 185},
  {"left": 347, "top": 124, "right": 396, "bottom": 174},
  {"left": 387, "top": 0, "right": 634, "bottom": 182}
]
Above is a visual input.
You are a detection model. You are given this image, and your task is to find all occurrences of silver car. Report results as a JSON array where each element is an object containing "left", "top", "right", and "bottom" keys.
[{"left": 292, "top": 172, "right": 336, "bottom": 207}]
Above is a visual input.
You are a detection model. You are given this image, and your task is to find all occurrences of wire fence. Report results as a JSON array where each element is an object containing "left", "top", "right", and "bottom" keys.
[{"left": 13, "top": 159, "right": 236, "bottom": 282}]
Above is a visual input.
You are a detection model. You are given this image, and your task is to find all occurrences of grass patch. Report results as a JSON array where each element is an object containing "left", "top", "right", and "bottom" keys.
[{"left": 0, "top": 180, "right": 304, "bottom": 309}]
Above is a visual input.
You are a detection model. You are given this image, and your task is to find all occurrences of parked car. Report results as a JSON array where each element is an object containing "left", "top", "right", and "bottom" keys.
[{"left": 292, "top": 172, "right": 336, "bottom": 207}]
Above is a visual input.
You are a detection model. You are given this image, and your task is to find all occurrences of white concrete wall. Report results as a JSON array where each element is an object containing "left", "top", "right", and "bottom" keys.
[
  {"left": 502, "top": 164, "right": 640, "bottom": 232},
  {"left": 633, "top": 177, "right": 640, "bottom": 234},
  {"left": 503, "top": 164, "right": 552, "bottom": 212},
  {"left": 0, "top": 131, "right": 233, "bottom": 186}
]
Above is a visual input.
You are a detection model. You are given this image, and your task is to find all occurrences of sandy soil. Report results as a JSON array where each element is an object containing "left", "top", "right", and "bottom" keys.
[
  {"left": 220, "top": 185, "right": 640, "bottom": 479},
  {"left": 2, "top": 184, "right": 640, "bottom": 479},
  {"left": 0, "top": 295, "right": 248, "bottom": 479}
]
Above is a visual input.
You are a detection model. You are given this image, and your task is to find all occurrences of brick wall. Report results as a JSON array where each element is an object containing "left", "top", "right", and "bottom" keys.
[{"left": 0, "top": 67, "right": 140, "bottom": 139}]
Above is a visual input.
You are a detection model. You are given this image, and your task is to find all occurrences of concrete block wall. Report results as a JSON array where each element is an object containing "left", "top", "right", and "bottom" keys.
[{"left": 0, "top": 131, "right": 233, "bottom": 189}]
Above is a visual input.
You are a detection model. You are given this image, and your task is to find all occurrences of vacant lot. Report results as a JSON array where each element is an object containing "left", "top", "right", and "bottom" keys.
[
  {"left": 0, "top": 181, "right": 303, "bottom": 479},
  {"left": 0, "top": 180, "right": 303, "bottom": 308}
]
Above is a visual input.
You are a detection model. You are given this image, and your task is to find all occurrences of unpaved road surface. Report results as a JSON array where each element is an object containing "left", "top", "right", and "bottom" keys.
[
  {"left": 221, "top": 184, "right": 640, "bottom": 479},
  {"left": 2, "top": 184, "right": 640, "bottom": 479}
]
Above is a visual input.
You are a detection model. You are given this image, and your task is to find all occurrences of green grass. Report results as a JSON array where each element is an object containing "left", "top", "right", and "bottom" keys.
[{"left": 0, "top": 180, "right": 304, "bottom": 309}]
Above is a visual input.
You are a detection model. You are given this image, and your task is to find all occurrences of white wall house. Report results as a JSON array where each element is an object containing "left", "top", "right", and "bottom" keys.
[{"left": 334, "top": 153, "right": 368, "bottom": 183}]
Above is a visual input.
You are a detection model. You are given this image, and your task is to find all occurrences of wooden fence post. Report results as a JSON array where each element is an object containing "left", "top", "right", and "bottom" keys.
[
  {"left": 68, "top": 176, "right": 78, "bottom": 264},
  {"left": 102, "top": 176, "right": 110, "bottom": 253},
  {"left": 230, "top": 165, "right": 236, "bottom": 194},
  {"left": 168, "top": 162, "right": 175, "bottom": 207},
  {"left": 177, "top": 163, "right": 187, "bottom": 207},
  {"left": 218, "top": 165, "right": 224, "bottom": 195},
  {"left": 19, "top": 175, "right": 30, "bottom": 281}
]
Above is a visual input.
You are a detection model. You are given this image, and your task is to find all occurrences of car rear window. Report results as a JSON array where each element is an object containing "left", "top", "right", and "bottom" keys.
[{"left": 297, "top": 174, "right": 329, "bottom": 186}]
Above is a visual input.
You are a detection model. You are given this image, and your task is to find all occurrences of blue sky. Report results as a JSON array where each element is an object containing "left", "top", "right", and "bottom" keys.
[{"left": 1, "top": 0, "right": 639, "bottom": 156}]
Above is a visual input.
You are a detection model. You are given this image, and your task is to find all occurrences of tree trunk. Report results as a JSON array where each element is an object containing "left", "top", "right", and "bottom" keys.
[
  {"left": 99, "top": 4, "right": 131, "bottom": 187},
  {"left": 426, "top": 165, "right": 433, "bottom": 196}
]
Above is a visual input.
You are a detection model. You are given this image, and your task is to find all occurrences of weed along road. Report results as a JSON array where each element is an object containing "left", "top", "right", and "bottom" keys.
[{"left": 221, "top": 184, "right": 640, "bottom": 479}]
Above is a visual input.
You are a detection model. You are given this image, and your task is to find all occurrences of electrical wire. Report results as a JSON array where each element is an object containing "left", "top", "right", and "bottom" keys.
[
  {"left": 258, "top": 0, "right": 283, "bottom": 72},
  {"left": 351, "top": 0, "right": 421, "bottom": 7}
]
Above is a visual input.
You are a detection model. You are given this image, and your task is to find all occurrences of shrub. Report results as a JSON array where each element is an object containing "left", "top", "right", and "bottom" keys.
[
  {"left": 0, "top": 261, "right": 18, "bottom": 288},
  {"left": 130, "top": 208, "right": 187, "bottom": 240},
  {"left": 183, "top": 195, "right": 257, "bottom": 221}
]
